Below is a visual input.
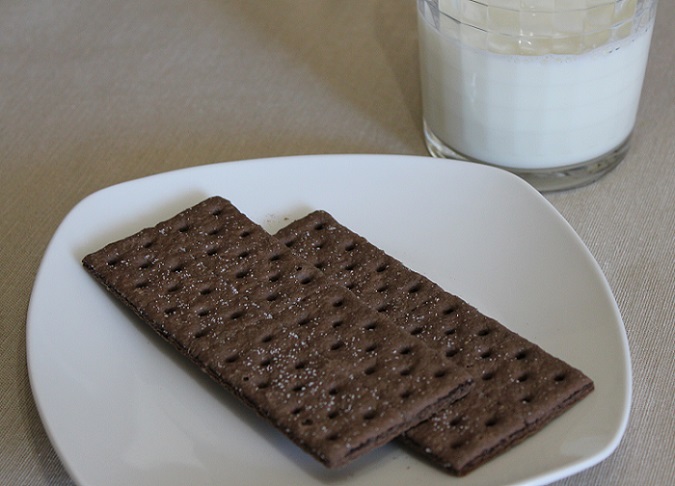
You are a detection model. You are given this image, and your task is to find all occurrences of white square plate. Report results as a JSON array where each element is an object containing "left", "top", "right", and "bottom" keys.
[{"left": 27, "top": 154, "right": 630, "bottom": 486}]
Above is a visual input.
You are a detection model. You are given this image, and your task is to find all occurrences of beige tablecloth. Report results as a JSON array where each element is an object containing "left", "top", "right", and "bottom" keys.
[{"left": 2, "top": 1, "right": 673, "bottom": 484}]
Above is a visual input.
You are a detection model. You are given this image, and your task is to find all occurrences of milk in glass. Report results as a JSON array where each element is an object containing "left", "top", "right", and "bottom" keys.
[{"left": 418, "top": 0, "right": 656, "bottom": 169}]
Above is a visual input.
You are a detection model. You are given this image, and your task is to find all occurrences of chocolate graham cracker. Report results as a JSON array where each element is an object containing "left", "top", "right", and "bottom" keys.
[
  {"left": 82, "top": 197, "right": 473, "bottom": 469},
  {"left": 275, "top": 210, "right": 594, "bottom": 475}
]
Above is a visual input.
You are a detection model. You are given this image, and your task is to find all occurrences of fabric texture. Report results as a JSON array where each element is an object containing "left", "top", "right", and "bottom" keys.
[{"left": 1, "top": 1, "right": 673, "bottom": 484}]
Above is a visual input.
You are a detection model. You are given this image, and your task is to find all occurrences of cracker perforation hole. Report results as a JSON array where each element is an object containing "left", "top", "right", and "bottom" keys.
[
  {"left": 434, "top": 369, "right": 448, "bottom": 378},
  {"left": 292, "top": 383, "right": 304, "bottom": 392},
  {"left": 331, "top": 319, "right": 343, "bottom": 329},
  {"left": 477, "top": 328, "right": 491, "bottom": 336},
  {"left": 106, "top": 256, "right": 121, "bottom": 266},
  {"left": 480, "top": 349, "right": 493, "bottom": 359},
  {"left": 330, "top": 341, "right": 344, "bottom": 351},
  {"left": 482, "top": 371, "right": 495, "bottom": 381},
  {"left": 236, "top": 268, "right": 250, "bottom": 279},
  {"left": 266, "top": 292, "right": 279, "bottom": 302},
  {"left": 260, "top": 334, "right": 274, "bottom": 343},
  {"left": 327, "top": 410, "right": 339, "bottom": 419},
  {"left": 363, "top": 410, "right": 377, "bottom": 421},
  {"left": 410, "top": 326, "right": 424, "bottom": 336},
  {"left": 408, "top": 282, "right": 422, "bottom": 293},
  {"left": 326, "top": 433, "right": 339, "bottom": 441},
  {"left": 521, "top": 394, "right": 534, "bottom": 404},
  {"left": 199, "top": 286, "right": 213, "bottom": 295},
  {"left": 375, "top": 263, "right": 388, "bottom": 273},
  {"left": 516, "top": 373, "right": 529, "bottom": 383},
  {"left": 269, "top": 253, "right": 282, "bottom": 262},
  {"left": 399, "top": 345, "right": 413, "bottom": 355},
  {"left": 345, "top": 242, "right": 356, "bottom": 252},
  {"left": 515, "top": 349, "right": 529, "bottom": 360},
  {"left": 224, "top": 354, "right": 239, "bottom": 364},
  {"left": 207, "top": 227, "right": 221, "bottom": 236},
  {"left": 135, "top": 280, "right": 149, "bottom": 289},
  {"left": 259, "top": 357, "right": 272, "bottom": 367},
  {"left": 314, "top": 261, "right": 326, "bottom": 270},
  {"left": 363, "top": 321, "right": 378, "bottom": 331},
  {"left": 400, "top": 390, "right": 412, "bottom": 400},
  {"left": 364, "top": 343, "right": 377, "bottom": 353},
  {"left": 376, "top": 284, "right": 388, "bottom": 293},
  {"left": 210, "top": 207, "right": 223, "bottom": 217},
  {"left": 451, "top": 440, "right": 465, "bottom": 450},
  {"left": 196, "top": 308, "right": 211, "bottom": 317},
  {"left": 167, "top": 282, "right": 181, "bottom": 293},
  {"left": 364, "top": 366, "right": 377, "bottom": 375},
  {"left": 230, "top": 310, "right": 244, "bottom": 320},
  {"left": 194, "top": 327, "right": 210, "bottom": 339},
  {"left": 239, "top": 229, "right": 252, "bottom": 238},
  {"left": 445, "top": 347, "right": 459, "bottom": 358},
  {"left": 313, "top": 222, "right": 325, "bottom": 231},
  {"left": 332, "top": 297, "right": 345, "bottom": 308},
  {"left": 376, "top": 303, "right": 389, "bottom": 313},
  {"left": 554, "top": 372, "right": 567, "bottom": 382},
  {"left": 178, "top": 223, "right": 189, "bottom": 233},
  {"left": 206, "top": 246, "right": 220, "bottom": 256},
  {"left": 328, "top": 387, "right": 339, "bottom": 396},
  {"left": 256, "top": 380, "right": 270, "bottom": 390},
  {"left": 343, "top": 262, "right": 356, "bottom": 271},
  {"left": 291, "top": 406, "right": 303, "bottom": 415},
  {"left": 444, "top": 327, "right": 456, "bottom": 336},
  {"left": 450, "top": 416, "right": 464, "bottom": 427},
  {"left": 400, "top": 367, "right": 413, "bottom": 376},
  {"left": 164, "top": 307, "right": 178, "bottom": 316},
  {"left": 295, "top": 361, "right": 306, "bottom": 370},
  {"left": 485, "top": 417, "right": 499, "bottom": 427}
]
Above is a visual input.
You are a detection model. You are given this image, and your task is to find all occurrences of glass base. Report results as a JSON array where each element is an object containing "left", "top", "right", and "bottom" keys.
[{"left": 423, "top": 121, "right": 629, "bottom": 192}]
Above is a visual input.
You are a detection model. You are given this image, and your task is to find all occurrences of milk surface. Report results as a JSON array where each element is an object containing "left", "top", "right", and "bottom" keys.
[{"left": 419, "top": 1, "right": 655, "bottom": 169}]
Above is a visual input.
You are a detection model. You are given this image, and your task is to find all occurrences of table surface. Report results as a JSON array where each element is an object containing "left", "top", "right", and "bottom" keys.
[{"left": 2, "top": 1, "right": 673, "bottom": 485}]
